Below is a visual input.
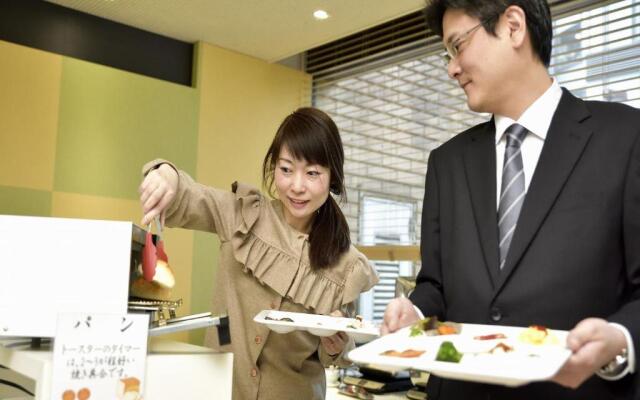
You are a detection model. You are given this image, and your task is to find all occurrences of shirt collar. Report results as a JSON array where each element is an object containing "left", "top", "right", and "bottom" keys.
[{"left": 494, "top": 78, "right": 563, "bottom": 144}]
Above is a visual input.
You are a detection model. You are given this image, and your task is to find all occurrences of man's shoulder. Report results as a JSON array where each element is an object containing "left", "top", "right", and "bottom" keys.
[
  {"left": 433, "top": 120, "right": 493, "bottom": 156},
  {"left": 582, "top": 98, "right": 640, "bottom": 121},
  {"left": 560, "top": 88, "right": 640, "bottom": 123}
]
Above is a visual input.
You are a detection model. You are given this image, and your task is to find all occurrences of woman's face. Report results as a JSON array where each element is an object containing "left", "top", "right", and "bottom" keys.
[{"left": 274, "top": 146, "right": 331, "bottom": 233}]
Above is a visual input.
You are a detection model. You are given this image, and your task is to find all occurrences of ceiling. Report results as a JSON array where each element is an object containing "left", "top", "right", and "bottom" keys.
[{"left": 46, "top": 0, "right": 425, "bottom": 63}]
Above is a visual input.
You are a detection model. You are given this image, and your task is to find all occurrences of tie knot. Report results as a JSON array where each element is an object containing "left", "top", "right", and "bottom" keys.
[{"left": 505, "top": 123, "right": 528, "bottom": 148}]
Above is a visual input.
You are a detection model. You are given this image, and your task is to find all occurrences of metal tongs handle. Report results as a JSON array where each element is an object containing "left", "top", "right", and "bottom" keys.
[
  {"left": 153, "top": 216, "right": 169, "bottom": 264},
  {"left": 154, "top": 216, "right": 163, "bottom": 241},
  {"left": 146, "top": 217, "right": 163, "bottom": 240}
]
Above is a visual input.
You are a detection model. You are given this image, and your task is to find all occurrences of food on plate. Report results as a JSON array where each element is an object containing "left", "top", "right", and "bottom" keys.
[
  {"left": 409, "top": 316, "right": 461, "bottom": 337},
  {"left": 346, "top": 315, "right": 364, "bottom": 329},
  {"left": 380, "top": 349, "right": 426, "bottom": 358},
  {"left": 437, "top": 325, "right": 459, "bottom": 335},
  {"left": 117, "top": 377, "right": 141, "bottom": 400},
  {"left": 518, "top": 325, "right": 559, "bottom": 345},
  {"left": 436, "top": 341, "right": 463, "bottom": 363},
  {"left": 474, "top": 333, "right": 507, "bottom": 340},
  {"left": 264, "top": 316, "right": 294, "bottom": 322},
  {"left": 488, "top": 342, "right": 514, "bottom": 354}
]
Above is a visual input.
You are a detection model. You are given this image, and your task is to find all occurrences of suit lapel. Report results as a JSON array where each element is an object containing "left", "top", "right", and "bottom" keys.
[
  {"left": 463, "top": 121, "right": 500, "bottom": 288},
  {"left": 493, "top": 89, "right": 593, "bottom": 296}
]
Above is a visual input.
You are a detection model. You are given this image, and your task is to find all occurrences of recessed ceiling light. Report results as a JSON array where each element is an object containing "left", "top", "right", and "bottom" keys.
[{"left": 313, "top": 10, "right": 330, "bottom": 20}]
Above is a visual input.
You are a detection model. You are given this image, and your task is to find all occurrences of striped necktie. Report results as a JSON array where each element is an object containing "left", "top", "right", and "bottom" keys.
[{"left": 498, "top": 123, "right": 528, "bottom": 270}]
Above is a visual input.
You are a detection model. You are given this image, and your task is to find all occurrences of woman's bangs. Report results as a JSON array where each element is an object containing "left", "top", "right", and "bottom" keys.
[{"left": 279, "top": 120, "right": 328, "bottom": 167}]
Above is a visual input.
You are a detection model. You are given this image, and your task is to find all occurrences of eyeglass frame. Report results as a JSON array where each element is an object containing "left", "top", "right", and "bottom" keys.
[{"left": 440, "top": 20, "right": 487, "bottom": 66}]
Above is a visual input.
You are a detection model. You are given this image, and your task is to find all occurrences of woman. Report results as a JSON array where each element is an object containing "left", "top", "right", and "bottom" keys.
[{"left": 139, "top": 107, "right": 378, "bottom": 399}]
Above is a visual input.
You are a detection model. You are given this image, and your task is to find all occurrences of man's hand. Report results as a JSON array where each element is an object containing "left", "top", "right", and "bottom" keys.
[
  {"left": 553, "top": 318, "right": 627, "bottom": 388},
  {"left": 381, "top": 297, "right": 420, "bottom": 335}
]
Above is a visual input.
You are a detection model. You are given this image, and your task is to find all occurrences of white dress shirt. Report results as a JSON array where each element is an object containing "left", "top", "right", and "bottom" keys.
[
  {"left": 492, "top": 78, "right": 635, "bottom": 379},
  {"left": 494, "top": 78, "right": 561, "bottom": 207}
]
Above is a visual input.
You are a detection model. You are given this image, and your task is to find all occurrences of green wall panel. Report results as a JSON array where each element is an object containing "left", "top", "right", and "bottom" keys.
[
  {"left": 0, "top": 185, "right": 51, "bottom": 216},
  {"left": 188, "top": 231, "right": 220, "bottom": 346},
  {"left": 54, "top": 58, "right": 199, "bottom": 200}
]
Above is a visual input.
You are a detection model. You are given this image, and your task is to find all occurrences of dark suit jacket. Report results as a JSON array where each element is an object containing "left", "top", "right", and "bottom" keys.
[{"left": 409, "top": 89, "right": 640, "bottom": 399}]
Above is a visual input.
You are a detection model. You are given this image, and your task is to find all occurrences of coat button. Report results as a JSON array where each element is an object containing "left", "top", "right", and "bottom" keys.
[
  {"left": 270, "top": 302, "right": 277, "bottom": 309},
  {"left": 490, "top": 307, "right": 502, "bottom": 322},
  {"left": 250, "top": 368, "right": 258, "bottom": 377},
  {"left": 254, "top": 335, "right": 262, "bottom": 344}
]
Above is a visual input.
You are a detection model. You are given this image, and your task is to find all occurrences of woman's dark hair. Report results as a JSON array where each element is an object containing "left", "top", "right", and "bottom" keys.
[
  {"left": 425, "top": 0, "right": 553, "bottom": 67},
  {"left": 262, "top": 107, "right": 350, "bottom": 270}
]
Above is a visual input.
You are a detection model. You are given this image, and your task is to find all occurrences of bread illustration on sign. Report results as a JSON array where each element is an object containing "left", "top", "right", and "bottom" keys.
[{"left": 116, "top": 377, "right": 142, "bottom": 400}]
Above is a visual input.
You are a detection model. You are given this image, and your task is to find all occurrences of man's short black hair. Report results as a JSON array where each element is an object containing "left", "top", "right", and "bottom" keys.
[{"left": 425, "top": 0, "right": 553, "bottom": 67}]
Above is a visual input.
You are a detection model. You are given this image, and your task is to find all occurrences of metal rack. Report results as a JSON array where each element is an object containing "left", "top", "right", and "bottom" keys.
[{"left": 128, "top": 297, "right": 228, "bottom": 338}]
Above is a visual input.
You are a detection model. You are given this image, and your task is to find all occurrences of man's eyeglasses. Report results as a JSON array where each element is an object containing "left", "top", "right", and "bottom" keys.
[{"left": 441, "top": 21, "right": 484, "bottom": 66}]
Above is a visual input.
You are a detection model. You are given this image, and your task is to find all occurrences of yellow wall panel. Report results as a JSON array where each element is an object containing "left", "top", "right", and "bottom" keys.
[
  {"left": 0, "top": 40, "right": 61, "bottom": 191},
  {"left": 195, "top": 42, "right": 312, "bottom": 188},
  {"left": 51, "top": 191, "right": 142, "bottom": 222},
  {"left": 51, "top": 191, "right": 194, "bottom": 342},
  {"left": 54, "top": 57, "right": 199, "bottom": 199}
]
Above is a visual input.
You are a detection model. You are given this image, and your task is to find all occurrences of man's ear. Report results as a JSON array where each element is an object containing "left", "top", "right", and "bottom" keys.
[{"left": 502, "top": 5, "right": 528, "bottom": 49}]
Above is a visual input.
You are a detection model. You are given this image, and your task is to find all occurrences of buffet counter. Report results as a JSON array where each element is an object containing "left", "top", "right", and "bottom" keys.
[{"left": 0, "top": 337, "right": 233, "bottom": 399}]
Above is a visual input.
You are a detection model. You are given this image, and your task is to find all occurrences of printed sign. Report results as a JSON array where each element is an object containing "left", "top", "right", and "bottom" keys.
[{"left": 51, "top": 313, "right": 149, "bottom": 400}]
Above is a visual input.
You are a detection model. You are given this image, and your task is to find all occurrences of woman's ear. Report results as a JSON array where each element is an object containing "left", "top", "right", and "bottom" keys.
[
  {"left": 502, "top": 5, "right": 528, "bottom": 49},
  {"left": 329, "top": 181, "right": 342, "bottom": 196}
]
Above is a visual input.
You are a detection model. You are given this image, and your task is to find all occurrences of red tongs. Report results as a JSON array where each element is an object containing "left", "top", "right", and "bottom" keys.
[{"left": 141, "top": 217, "right": 168, "bottom": 281}]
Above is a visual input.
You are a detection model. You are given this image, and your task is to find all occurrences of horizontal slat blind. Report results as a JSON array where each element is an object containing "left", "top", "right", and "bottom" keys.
[
  {"left": 309, "top": 0, "right": 640, "bottom": 247},
  {"left": 550, "top": 1, "right": 640, "bottom": 105}
]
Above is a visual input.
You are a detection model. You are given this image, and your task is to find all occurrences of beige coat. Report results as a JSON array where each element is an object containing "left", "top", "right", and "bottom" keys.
[{"left": 143, "top": 161, "right": 378, "bottom": 400}]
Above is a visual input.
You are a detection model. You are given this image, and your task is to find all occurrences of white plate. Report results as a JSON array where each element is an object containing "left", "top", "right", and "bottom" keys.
[
  {"left": 347, "top": 323, "right": 572, "bottom": 387},
  {"left": 253, "top": 310, "right": 380, "bottom": 343}
]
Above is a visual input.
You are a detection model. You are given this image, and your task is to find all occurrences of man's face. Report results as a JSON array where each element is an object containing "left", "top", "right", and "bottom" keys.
[{"left": 442, "top": 9, "right": 511, "bottom": 114}]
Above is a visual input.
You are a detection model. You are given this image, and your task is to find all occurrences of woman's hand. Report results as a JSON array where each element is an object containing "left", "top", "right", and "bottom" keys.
[
  {"left": 139, "top": 163, "right": 179, "bottom": 226},
  {"left": 321, "top": 331, "right": 348, "bottom": 357},
  {"left": 320, "top": 310, "right": 348, "bottom": 357}
]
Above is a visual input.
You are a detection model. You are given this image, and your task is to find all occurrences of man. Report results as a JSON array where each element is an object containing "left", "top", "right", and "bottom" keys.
[{"left": 381, "top": 1, "right": 640, "bottom": 399}]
